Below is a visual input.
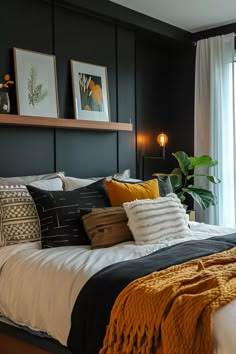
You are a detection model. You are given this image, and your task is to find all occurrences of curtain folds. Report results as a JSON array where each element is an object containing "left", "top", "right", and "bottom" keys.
[{"left": 194, "top": 33, "right": 235, "bottom": 226}]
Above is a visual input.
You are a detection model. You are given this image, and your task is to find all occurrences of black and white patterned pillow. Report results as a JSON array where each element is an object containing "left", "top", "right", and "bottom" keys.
[
  {"left": 0, "top": 185, "right": 40, "bottom": 246},
  {"left": 27, "top": 179, "right": 111, "bottom": 248}
]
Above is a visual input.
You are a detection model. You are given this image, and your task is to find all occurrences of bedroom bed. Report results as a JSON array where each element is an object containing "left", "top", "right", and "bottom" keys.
[
  {"left": 1, "top": 172, "right": 236, "bottom": 354},
  {"left": 1, "top": 221, "right": 236, "bottom": 354}
]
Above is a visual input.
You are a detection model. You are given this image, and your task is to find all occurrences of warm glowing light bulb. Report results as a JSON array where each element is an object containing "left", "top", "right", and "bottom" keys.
[{"left": 157, "top": 133, "right": 168, "bottom": 147}]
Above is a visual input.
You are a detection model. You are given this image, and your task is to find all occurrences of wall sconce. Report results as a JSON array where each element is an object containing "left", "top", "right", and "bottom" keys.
[
  {"left": 157, "top": 132, "right": 168, "bottom": 159},
  {"left": 141, "top": 132, "right": 169, "bottom": 180}
]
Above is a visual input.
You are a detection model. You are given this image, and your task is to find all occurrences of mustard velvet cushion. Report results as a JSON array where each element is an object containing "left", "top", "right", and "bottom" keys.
[{"left": 105, "top": 179, "right": 160, "bottom": 207}]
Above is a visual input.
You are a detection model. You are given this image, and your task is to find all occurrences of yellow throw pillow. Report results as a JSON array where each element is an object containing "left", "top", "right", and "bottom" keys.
[{"left": 105, "top": 179, "right": 160, "bottom": 207}]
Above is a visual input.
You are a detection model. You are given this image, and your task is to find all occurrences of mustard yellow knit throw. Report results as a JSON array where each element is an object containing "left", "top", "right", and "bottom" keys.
[{"left": 100, "top": 246, "right": 236, "bottom": 354}]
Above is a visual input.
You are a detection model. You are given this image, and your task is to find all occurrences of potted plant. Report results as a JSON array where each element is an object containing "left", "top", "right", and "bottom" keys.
[
  {"left": 170, "top": 151, "right": 220, "bottom": 209},
  {"left": 0, "top": 73, "right": 14, "bottom": 113}
]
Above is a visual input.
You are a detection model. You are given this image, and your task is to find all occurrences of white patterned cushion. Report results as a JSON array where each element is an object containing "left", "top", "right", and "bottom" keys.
[
  {"left": 0, "top": 185, "right": 40, "bottom": 246},
  {"left": 123, "top": 193, "right": 191, "bottom": 245}
]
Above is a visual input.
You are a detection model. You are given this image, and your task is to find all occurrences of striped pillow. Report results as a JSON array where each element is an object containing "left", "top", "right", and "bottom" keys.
[
  {"left": 0, "top": 185, "right": 40, "bottom": 246},
  {"left": 123, "top": 193, "right": 191, "bottom": 245},
  {"left": 81, "top": 207, "right": 133, "bottom": 248}
]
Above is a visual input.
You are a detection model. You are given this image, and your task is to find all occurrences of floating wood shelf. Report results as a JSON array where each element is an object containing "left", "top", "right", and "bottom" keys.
[{"left": 0, "top": 114, "right": 133, "bottom": 132}]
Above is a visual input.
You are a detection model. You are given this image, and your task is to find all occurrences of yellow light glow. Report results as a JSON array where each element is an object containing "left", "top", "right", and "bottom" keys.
[{"left": 157, "top": 132, "right": 168, "bottom": 147}]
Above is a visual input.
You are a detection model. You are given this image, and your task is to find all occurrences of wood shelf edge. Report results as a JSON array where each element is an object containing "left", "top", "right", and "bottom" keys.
[{"left": 0, "top": 114, "right": 133, "bottom": 132}]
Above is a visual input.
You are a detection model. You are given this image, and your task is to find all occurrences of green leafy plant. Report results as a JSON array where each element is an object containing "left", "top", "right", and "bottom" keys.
[{"left": 170, "top": 151, "right": 221, "bottom": 210}]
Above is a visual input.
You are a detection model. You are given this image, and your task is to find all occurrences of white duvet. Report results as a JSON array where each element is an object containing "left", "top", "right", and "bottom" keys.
[{"left": 0, "top": 221, "right": 236, "bottom": 353}]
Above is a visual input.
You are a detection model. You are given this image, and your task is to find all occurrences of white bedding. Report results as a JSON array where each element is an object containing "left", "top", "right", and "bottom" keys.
[{"left": 0, "top": 221, "right": 236, "bottom": 353}]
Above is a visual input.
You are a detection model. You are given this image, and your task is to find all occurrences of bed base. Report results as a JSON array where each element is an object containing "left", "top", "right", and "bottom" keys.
[
  {"left": 0, "top": 334, "right": 51, "bottom": 354},
  {"left": 0, "top": 322, "right": 71, "bottom": 354}
]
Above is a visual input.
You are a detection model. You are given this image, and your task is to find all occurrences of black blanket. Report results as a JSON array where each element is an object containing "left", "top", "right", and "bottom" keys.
[{"left": 68, "top": 233, "right": 236, "bottom": 354}]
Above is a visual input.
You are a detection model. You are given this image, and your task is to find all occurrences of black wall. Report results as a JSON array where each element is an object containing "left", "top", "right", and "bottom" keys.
[
  {"left": 1, "top": 0, "right": 194, "bottom": 179},
  {"left": 135, "top": 34, "right": 195, "bottom": 179},
  {"left": 1, "top": 0, "right": 136, "bottom": 178}
]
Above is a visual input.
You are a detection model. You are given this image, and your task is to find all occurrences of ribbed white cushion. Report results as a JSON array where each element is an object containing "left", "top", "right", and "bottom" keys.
[{"left": 123, "top": 193, "right": 192, "bottom": 244}]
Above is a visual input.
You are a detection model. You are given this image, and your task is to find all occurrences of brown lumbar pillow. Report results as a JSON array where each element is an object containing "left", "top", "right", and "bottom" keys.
[{"left": 81, "top": 206, "right": 134, "bottom": 249}]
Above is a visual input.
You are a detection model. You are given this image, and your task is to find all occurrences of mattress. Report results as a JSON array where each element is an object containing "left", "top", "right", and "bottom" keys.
[
  {"left": 0, "top": 221, "right": 236, "bottom": 353},
  {"left": 0, "top": 314, "right": 49, "bottom": 338}
]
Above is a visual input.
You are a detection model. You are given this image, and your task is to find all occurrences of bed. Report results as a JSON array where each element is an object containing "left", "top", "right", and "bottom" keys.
[
  {"left": 1, "top": 174, "right": 236, "bottom": 354},
  {"left": 1, "top": 223, "right": 236, "bottom": 353}
]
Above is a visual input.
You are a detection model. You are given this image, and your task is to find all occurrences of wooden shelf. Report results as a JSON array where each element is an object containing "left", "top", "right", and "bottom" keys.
[{"left": 0, "top": 114, "right": 133, "bottom": 132}]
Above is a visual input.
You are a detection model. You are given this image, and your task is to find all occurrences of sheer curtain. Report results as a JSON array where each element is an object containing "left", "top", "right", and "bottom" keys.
[{"left": 194, "top": 33, "right": 235, "bottom": 227}]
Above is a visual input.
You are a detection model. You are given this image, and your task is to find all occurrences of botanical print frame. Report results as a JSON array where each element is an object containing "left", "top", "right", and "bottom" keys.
[
  {"left": 13, "top": 48, "right": 59, "bottom": 118},
  {"left": 71, "top": 60, "right": 110, "bottom": 122}
]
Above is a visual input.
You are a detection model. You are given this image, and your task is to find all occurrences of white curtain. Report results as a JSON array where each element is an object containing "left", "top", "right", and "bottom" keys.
[{"left": 194, "top": 33, "right": 235, "bottom": 227}]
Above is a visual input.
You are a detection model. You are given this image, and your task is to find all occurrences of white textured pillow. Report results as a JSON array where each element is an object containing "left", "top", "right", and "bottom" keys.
[
  {"left": 62, "top": 170, "right": 132, "bottom": 191},
  {"left": 0, "top": 172, "right": 64, "bottom": 186},
  {"left": 110, "top": 169, "right": 130, "bottom": 180},
  {"left": 120, "top": 178, "right": 142, "bottom": 183},
  {"left": 62, "top": 176, "right": 95, "bottom": 191},
  {"left": 123, "top": 193, "right": 191, "bottom": 245},
  {"left": 28, "top": 177, "right": 63, "bottom": 191},
  {"left": 90, "top": 169, "right": 131, "bottom": 181}
]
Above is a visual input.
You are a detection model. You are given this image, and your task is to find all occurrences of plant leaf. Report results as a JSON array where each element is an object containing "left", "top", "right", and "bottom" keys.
[
  {"left": 176, "top": 190, "right": 186, "bottom": 203},
  {"left": 171, "top": 168, "right": 182, "bottom": 175},
  {"left": 207, "top": 176, "right": 221, "bottom": 184},
  {"left": 187, "top": 174, "right": 221, "bottom": 184},
  {"left": 172, "top": 151, "right": 191, "bottom": 176},
  {"left": 182, "top": 186, "right": 217, "bottom": 209},
  {"left": 169, "top": 174, "right": 182, "bottom": 192},
  {"left": 189, "top": 155, "right": 218, "bottom": 169}
]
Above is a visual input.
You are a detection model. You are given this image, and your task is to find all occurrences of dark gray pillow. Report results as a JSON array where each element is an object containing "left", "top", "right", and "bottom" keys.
[
  {"left": 27, "top": 179, "right": 110, "bottom": 249},
  {"left": 154, "top": 175, "right": 173, "bottom": 197}
]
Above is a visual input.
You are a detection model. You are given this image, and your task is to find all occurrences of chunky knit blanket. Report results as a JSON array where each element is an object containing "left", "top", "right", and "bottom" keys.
[{"left": 100, "top": 246, "right": 236, "bottom": 354}]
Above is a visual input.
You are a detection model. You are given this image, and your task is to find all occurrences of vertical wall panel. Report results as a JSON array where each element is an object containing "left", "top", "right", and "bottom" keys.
[
  {"left": 136, "top": 38, "right": 166, "bottom": 178},
  {"left": 54, "top": 5, "right": 119, "bottom": 176},
  {"left": 55, "top": 129, "right": 117, "bottom": 177},
  {"left": 0, "top": 0, "right": 55, "bottom": 177},
  {"left": 0, "top": 126, "right": 54, "bottom": 177},
  {"left": 1, "top": 0, "right": 53, "bottom": 114},
  {"left": 117, "top": 27, "right": 136, "bottom": 177},
  {"left": 54, "top": 5, "right": 117, "bottom": 119},
  {"left": 135, "top": 36, "right": 195, "bottom": 178}
]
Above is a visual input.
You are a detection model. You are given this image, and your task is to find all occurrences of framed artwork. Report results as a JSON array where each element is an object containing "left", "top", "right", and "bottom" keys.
[
  {"left": 71, "top": 60, "right": 110, "bottom": 122},
  {"left": 13, "top": 48, "right": 59, "bottom": 118}
]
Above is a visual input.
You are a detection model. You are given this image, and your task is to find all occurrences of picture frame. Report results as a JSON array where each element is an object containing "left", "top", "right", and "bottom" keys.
[
  {"left": 70, "top": 60, "right": 110, "bottom": 122},
  {"left": 13, "top": 48, "right": 59, "bottom": 118}
]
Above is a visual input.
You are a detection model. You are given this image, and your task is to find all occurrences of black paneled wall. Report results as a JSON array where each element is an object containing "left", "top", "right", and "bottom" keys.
[
  {"left": 1, "top": 0, "right": 136, "bottom": 177},
  {"left": 1, "top": 0, "right": 194, "bottom": 178}
]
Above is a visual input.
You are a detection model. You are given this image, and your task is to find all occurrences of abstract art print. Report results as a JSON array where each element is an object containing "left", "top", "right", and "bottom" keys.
[
  {"left": 14, "top": 48, "right": 59, "bottom": 118},
  {"left": 71, "top": 60, "right": 110, "bottom": 121}
]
